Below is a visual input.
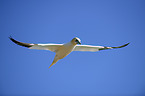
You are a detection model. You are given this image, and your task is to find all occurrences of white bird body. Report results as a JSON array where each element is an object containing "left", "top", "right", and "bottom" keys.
[
  {"left": 9, "top": 37, "right": 129, "bottom": 68},
  {"left": 56, "top": 42, "right": 76, "bottom": 59},
  {"left": 49, "top": 42, "right": 76, "bottom": 68}
]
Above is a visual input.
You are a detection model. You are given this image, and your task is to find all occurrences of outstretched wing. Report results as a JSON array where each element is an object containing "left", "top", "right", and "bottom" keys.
[
  {"left": 73, "top": 43, "right": 129, "bottom": 52},
  {"left": 9, "top": 37, "right": 63, "bottom": 52}
]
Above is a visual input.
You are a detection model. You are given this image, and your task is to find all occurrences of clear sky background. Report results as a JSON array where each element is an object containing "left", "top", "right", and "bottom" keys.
[{"left": 1, "top": 0, "right": 145, "bottom": 96}]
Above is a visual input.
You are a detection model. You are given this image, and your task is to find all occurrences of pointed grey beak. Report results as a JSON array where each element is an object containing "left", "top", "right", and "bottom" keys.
[
  {"left": 75, "top": 39, "right": 81, "bottom": 44},
  {"left": 77, "top": 41, "right": 81, "bottom": 44},
  {"left": 78, "top": 42, "right": 81, "bottom": 44}
]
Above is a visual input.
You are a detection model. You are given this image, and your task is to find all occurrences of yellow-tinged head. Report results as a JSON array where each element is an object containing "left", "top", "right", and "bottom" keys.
[{"left": 71, "top": 37, "right": 81, "bottom": 45}]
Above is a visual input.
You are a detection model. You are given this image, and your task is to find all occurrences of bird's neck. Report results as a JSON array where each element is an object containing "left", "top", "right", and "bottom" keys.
[{"left": 65, "top": 42, "right": 76, "bottom": 47}]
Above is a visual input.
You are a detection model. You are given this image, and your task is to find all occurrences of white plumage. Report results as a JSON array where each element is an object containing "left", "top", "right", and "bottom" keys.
[{"left": 9, "top": 37, "right": 129, "bottom": 68}]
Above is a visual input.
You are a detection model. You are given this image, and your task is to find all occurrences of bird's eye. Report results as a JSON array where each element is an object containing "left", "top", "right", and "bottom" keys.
[
  {"left": 75, "top": 39, "right": 81, "bottom": 44},
  {"left": 75, "top": 39, "right": 78, "bottom": 42}
]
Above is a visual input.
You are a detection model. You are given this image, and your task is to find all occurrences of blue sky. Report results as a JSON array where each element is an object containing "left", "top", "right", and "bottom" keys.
[{"left": 1, "top": 0, "right": 145, "bottom": 96}]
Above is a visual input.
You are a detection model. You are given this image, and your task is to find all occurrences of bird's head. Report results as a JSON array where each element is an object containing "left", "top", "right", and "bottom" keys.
[{"left": 71, "top": 37, "right": 81, "bottom": 45}]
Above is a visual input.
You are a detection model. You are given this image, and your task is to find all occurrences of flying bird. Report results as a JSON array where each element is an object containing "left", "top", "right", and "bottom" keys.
[{"left": 9, "top": 37, "right": 129, "bottom": 68}]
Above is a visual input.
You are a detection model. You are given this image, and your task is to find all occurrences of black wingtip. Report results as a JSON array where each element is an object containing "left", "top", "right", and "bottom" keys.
[
  {"left": 9, "top": 36, "right": 33, "bottom": 48},
  {"left": 122, "top": 43, "right": 130, "bottom": 47},
  {"left": 9, "top": 36, "right": 17, "bottom": 44},
  {"left": 112, "top": 42, "right": 130, "bottom": 49}
]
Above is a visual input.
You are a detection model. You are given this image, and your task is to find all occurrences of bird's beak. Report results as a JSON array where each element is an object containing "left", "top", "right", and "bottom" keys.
[
  {"left": 75, "top": 40, "right": 81, "bottom": 44},
  {"left": 78, "top": 41, "right": 81, "bottom": 44}
]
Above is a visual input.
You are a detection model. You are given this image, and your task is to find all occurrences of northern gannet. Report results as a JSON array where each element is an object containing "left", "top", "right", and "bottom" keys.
[{"left": 9, "top": 37, "right": 129, "bottom": 68}]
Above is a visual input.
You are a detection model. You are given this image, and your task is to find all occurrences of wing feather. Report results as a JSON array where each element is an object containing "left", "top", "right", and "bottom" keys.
[
  {"left": 73, "top": 43, "right": 129, "bottom": 52},
  {"left": 9, "top": 37, "right": 62, "bottom": 52}
]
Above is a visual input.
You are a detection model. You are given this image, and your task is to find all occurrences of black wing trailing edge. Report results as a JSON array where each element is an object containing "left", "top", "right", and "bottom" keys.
[
  {"left": 99, "top": 43, "right": 130, "bottom": 51},
  {"left": 9, "top": 36, "right": 34, "bottom": 48}
]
